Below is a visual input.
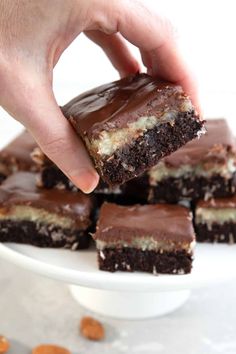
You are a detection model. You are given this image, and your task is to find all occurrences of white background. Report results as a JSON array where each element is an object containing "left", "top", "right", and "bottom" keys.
[{"left": 1, "top": 0, "right": 236, "bottom": 141}]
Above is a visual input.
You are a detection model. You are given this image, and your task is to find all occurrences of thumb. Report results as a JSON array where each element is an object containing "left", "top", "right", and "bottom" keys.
[{"left": 1, "top": 73, "right": 99, "bottom": 193}]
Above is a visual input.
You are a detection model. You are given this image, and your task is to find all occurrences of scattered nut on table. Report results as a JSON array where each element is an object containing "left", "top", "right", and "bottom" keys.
[
  {"left": 80, "top": 316, "right": 105, "bottom": 341},
  {"left": 0, "top": 336, "right": 9, "bottom": 354},
  {"left": 32, "top": 344, "right": 71, "bottom": 354}
]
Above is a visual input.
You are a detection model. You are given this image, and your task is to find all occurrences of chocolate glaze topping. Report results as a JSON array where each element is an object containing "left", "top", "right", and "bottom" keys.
[
  {"left": 62, "top": 73, "right": 193, "bottom": 139},
  {"left": 197, "top": 195, "right": 236, "bottom": 209},
  {"left": 0, "top": 172, "right": 93, "bottom": 228},
  {"left": 158, "top": 119, "right": 236, "bottom": 168},
  {"left": 94, "top": 202, "right": 195, "bottom": 244},
  {"left": 0, "top": 131, "right": 37, "bottom": 170}
]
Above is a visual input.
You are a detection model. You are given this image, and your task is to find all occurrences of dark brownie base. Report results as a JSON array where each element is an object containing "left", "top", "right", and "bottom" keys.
[
  {"left": 40, "top": 166, "right": 77, "bottom": 190},
  {"left": 94, "top": 193, "right": 130, "bottom": 207},
  {"left": 98, "top": 248, "right": 192, "bottom": 274},
  {"left": 40, "top": 165, "right": 123, "bottom": 196},
  {"left": 121, "top": 174, "right": 149, "bottom": 204},
  {"left": 195, "top": 222, "right": 236, "bottom": 243},
  {"left": 39, "top": 165, "right": 143, "bottom": 206},
  {"left": 96, "top": 111, "right": 204, "bottom": 186},
  {"left": 0, "top": 220, "right": 90, "bottom": 249},
  {"left": 0, "top": 173, "right": 6, "bottom": 184},
  {"left": 149, "top": 174, "right": 236, "bottom": 204}
]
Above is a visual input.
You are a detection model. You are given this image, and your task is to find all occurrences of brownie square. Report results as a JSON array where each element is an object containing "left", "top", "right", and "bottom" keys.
[
  {"left": 0, "top": 172, "right": 94, "bottom": 249},
  {"left": 195, "top": 196, "right": 236, "bottom": 243},
  {"left": 93, "top": 202, "right": 195, "bottom": 274},
  {"left": 0, "top": 130, "right": 38, "bottom": 181},
  {"left": 148, "top": 119, "right": 236, "bottom": 204},
  {"left": 63, "top": 73, "right": 204, "bottom": 186}
]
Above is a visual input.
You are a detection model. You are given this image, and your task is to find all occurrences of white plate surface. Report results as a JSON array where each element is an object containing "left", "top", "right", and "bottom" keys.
[{"left": 0, "top": 242, "right": 236, "bottom": 292}]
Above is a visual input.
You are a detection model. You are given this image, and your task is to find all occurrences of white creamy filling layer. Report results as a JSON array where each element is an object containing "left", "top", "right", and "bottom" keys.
[
  {"left": 96, "top": 237, "right": 195, "bottom": 253},
  {"left": 196, "top": 208, "right": 236, "bottom": 224},
  {"left": 149, "top": 158, "right": 236, "bottom": 184},
  {"left": 91, "top": 110, "right": 184, "bottom": 156},
  {"left": 92, "top": 115, "right": 158, "bottom": 156},
  {"left": 0, "top": 205, "right": 74, "bottom": 229},
  {"left": 95, "top": 185, "right": 122, "bottom": 195}
]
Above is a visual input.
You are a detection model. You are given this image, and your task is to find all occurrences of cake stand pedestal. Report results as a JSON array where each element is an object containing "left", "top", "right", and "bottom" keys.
[{"left": 69, "top": 285, "right": 190, "bottom": 319}]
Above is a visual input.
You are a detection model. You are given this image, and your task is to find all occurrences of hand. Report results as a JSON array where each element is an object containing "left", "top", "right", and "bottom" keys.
[{"left": 0, "top": 0, "right": 199, "bottom": 193}]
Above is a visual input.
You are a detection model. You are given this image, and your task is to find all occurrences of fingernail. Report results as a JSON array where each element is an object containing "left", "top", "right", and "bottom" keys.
[{"left": 70, "top": 170, "right": 99, "bottom": 194}]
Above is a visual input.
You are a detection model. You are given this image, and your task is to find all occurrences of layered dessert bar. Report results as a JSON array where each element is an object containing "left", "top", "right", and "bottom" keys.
[
  {"left": 93, "top": 202, "right": 195, "bottom": 274},
  {"left": 0, "top": 172, "right": 94, "bottom": 249},
  {"left": 195, "top": 196, "right": 236, "bottom": 243},
  {"left": 63, "top": 73, "right": 204, "bottom": 186},
  {"left": 0, "top": 130, "right": 37, "bottom": 182},
  {"left": 148, "top": 119, "right": 236, "bottom": 204}
]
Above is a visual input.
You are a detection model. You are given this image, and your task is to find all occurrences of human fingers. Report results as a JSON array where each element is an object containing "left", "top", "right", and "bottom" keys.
[
  {"left": 0, "top": 72, "right": 99, "bottom": 193},
  {"left": 110, "top": 0, "right": 200, "bottom": 108}
]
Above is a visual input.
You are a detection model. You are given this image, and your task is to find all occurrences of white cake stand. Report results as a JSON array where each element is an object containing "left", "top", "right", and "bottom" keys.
[{"left": 0, "top": 242, "right": 236, "bottom": 319}]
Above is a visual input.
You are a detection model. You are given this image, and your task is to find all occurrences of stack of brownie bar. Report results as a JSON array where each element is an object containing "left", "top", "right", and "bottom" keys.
[
  {"left": 0, "top": 73, "right": 211, "bottom": 276},
  {"left": 93, "top": 118, "right": 236, "bottom": 273},
  {"left": 94, "top": 203, "right": 195, "bottom": 275},
  {"left": 146, "top": 118, "right": 236, "bottom": 244},
  {"left": 0, "top": 172, "right": 94, "bottom": 249}
]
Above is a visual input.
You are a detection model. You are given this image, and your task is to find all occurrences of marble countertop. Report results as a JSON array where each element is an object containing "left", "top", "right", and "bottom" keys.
[{"left": 0, "top": 258, "right": 235, "bottom": 354}]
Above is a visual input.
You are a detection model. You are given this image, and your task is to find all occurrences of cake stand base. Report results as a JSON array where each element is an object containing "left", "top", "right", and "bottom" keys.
[{"left": 69, "top": 285, "right": 190, "bottom": 319}]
